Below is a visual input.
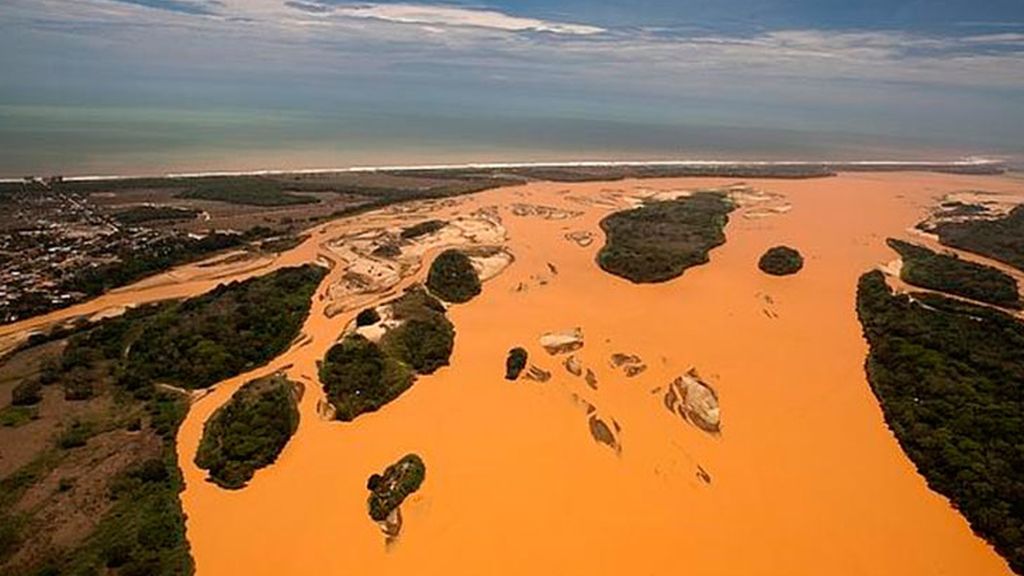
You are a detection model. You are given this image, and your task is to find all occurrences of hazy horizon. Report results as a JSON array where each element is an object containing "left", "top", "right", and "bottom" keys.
[{"left": 1, "top": 0, "right": 1022, "bottom": 177}]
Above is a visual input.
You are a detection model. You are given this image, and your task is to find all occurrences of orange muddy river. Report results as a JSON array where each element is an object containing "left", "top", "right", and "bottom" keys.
[{"left": 3, "top": 172, "right": 1018, "bottom": 575}]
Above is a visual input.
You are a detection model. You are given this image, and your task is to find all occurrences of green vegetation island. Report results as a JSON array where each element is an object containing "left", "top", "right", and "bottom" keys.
[
  {"left": 194, "top": 374, "right": 301, "bottom": 490},
  {"left": 857, "top": 271, "right": 1024, "bottom": 573},
  {"left": 931, "top": 205, "right": 1024, "bottom": 273},
  {"left": 426, "top": 249, "right": 482, "bottom": 303},
  {"left": 758, "top": 246, "right": 804, "bottom": 276},
  {"left": 597, "top": 192, "right": 734, "bottom": 283},
  {"left": 887, "top": 238, "right": 1020, "bottom": 309},
  {"left": 367, "top": 454, "right": 426, "bottom": 536},
  {"left": 0, "top": 265, "right": 323, "bottom": 575},
  {"left": 320, "top": 287, "right": 455, "bottom": 421},
  {"left": 400, "top": 219, "right": 447, "bottom": 240},
  {"left": 505, "top": 347, "right": 528, "bottom": 380}
]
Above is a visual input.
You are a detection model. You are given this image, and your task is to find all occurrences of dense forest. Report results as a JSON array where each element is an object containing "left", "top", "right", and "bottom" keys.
[
  {"left": 758, "top": 246, "right": 804, "bottom": 276},
  {"left": 932, "top": 205, "right": 1024, "bottom": 272},
  {"left": 887, "top": 239, "right": 1020, "bottom": 308},
  {"left": 597, "top": 192, "right": 734, "bottom": 283},
  {"left": 319, "top": 335, "right": 414, "bottom": 422},
  {"left": 194, "top": 374, "right": 300, "bottom": 489},
  {"left": 425, "top": 249, "right": 482, "bottom": 304},
  {"left": 379, "top": 288, "right": 455, "bottom": 374},
  {"left": 119, "top": 265, "right": 324, "bottom": 389},
  {"left": 367, "top": 454, "right": 426, "bottom": 523},
  {"left": 321, "top": 287, "right": 454, "bottom": 421},
  {"left": 857, "top": 271, "right": 1024, "bottom": 573}
]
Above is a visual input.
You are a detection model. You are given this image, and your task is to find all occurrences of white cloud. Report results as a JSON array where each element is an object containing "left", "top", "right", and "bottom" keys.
[{"left": 329, "top": 3, "right": 605, "bottom": 35}]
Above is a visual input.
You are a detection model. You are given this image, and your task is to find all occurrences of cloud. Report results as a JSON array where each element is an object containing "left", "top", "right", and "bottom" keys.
[
  {"left": 111, "top": 0, "right": 223, "bottom": 16},
  {"left": 325, "top": 3, "right": 605, "bottom": 35}
]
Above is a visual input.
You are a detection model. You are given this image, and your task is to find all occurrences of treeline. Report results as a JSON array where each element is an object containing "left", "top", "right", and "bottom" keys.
[
  {"left": 63, "top": 231, "right": 263, "bottom": 298},
  {"left": 321, "top": 287, "right": 454, "bottom": 421},
  {"left": 195, "top": 374, "right": 300, "bottom": 489},
  {"left": 857, "top": 271, "right": 1024, "bottom": 573},
  {"left": 597, "top": 192, "right": 734, "bottom": 283},
  {"left": 113, "top": 205, "right": 201, "bottom": 226},
  {"left": 177, "top": 177, "right": 318, "bottom": 206},
  {"left": 933, "top": 205, "right": 1024, "bottom": 272},
  {"left": 887, "top": 238, "right": 1020, "bottom": 308}
]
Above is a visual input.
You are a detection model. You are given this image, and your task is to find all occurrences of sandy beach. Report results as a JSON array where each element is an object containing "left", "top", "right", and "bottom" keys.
[{"left": 1, "top": 171, "right": 1016, "bottom": 575}]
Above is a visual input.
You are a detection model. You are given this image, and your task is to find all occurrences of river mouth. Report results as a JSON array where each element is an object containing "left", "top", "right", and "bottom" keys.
[{"left": 9, "top": 172, "right": 1014, "bottom": 575}]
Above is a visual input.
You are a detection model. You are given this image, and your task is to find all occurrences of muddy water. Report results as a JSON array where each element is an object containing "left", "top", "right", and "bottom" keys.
[{"left": 7, "top": 173, "right": 1018, "bottom": 575}]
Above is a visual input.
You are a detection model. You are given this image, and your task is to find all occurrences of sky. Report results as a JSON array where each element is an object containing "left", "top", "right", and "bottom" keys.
[{"left": 0, "top": 0, "right": 1022, "bottom": 176}]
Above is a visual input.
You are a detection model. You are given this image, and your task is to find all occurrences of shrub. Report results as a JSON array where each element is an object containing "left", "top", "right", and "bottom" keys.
[
  {"left": 356, "top": 307, "right": 381, "bottom": 327},
  {"left": 400, "top": 219, "right": 446, "bottom": 240},
  {"left": 505, "top": 348, "right": 528, "bottom": 380},
  {"left": 11, "top": 379, "right": 42, "bottom": 406},
  {"left": 426, "top": 250, "right": 481, "bottom": 303},
  {"left": 758, "top": 246, "right": 804, "bottom": 276},
  {"left": 58, "top": 420, "right": 92, "bottom": 449}
]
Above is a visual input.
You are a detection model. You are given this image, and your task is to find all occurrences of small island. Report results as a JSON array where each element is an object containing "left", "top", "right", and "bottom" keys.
[
  {"left": 758, "top": 246, "right": 804, "bottom": 276},
  {"left": 505, "top": 347, "right": 528, "bottom": 380},
  {"left": 597, "top": 192, "right": 734, "bottom": 283},
  {"left": 426, "top": 249, "right": 482, "bottom": 303},
  {"left": 367, "top": 454, "right": 427, "bottom": 538},
  {"left": 194, "top": 374, "right": 301, "bottom": 489},
  {"left": 321, "top": 287, "right": 455, "bottom": 421}
]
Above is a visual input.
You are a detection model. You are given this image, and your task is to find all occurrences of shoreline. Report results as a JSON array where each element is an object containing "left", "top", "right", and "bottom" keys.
[{"left": 0, "top": 156, "right": 1006, "bottom": 183}]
